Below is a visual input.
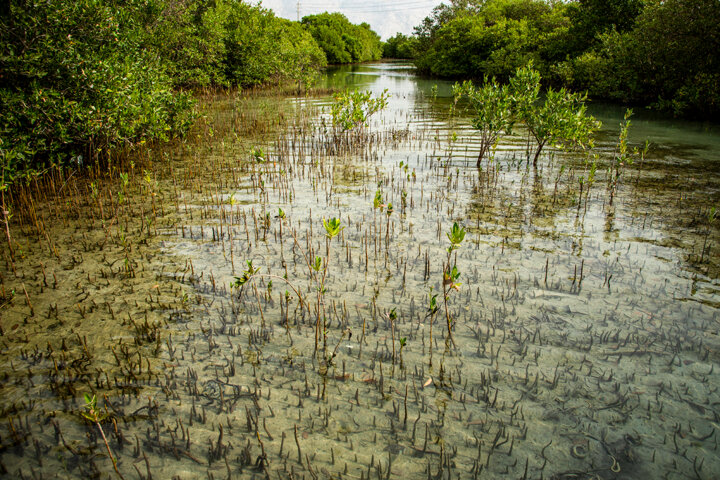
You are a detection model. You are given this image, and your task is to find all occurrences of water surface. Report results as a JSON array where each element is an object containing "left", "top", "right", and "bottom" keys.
[{"left": 1, "top": 62, "right": 719, "bottom": 479}]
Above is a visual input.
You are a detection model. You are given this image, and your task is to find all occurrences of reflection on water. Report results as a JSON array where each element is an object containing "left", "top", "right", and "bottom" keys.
[{"left": 1, "top": 61, "right": 719, "bottom": 479}]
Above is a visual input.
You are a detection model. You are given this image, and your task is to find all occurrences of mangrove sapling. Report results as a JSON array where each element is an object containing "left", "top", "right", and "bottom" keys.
[
  {"left": 82, "top": 394, "right": 125, "bottom": 480},
  {"left": 443, "top": 222, "right": 466, "bottom": 347},
  {"left": 453, "top": 78, "right": 514, "bottom": 167},
  {"left": 319, "top": 217, "right": 343, "bottom": 357},
  {"left": 282, "top": 217, "right": 344, "bottom": 358},
  {"left": 425, "top": 288, "right": 440, "bottom": 361},
  {"left": 277, "top": 207, "right": 286, "bottom": 249},
  {"left": 609, "top": 109, "right": 649, "bottom": 206},
  {"left": 509, "top": 64, "right": 599, "bottom": 167},
  {"left": 330, "top": 88, "right": 390, "bottom": 144},
  {"left": 251, "top": 146, "right": 266, "bottom": 163}
]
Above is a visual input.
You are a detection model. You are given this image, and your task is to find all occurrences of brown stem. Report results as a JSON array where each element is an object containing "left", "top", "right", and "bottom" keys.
[{"left": 96, "top": 421, "right": 126, "bottom": 480}]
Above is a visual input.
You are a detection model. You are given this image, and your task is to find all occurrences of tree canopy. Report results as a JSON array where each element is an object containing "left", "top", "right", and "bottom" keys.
[
  {"left": 302, "top": 13, "right": 383, "bottom": 64},
  {"left": 400, "top": 0, "right": 720, "bottom": 119},
  {"left": 1, "top": 1, "right": 383, "bottom": 183}
]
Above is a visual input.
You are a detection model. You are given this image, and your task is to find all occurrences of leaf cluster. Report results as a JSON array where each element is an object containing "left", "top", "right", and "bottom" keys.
[
  {"left": 455, "top": 64, "right": 600, "bottom": 165},
  {"left": 331, "top": 89, "right": 390, "bottom": 132}
]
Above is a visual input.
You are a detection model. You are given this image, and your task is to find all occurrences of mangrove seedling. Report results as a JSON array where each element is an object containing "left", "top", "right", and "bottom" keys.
[
  {"left": 251, "top": 146, "right": 265, "bottom": 163},
  {"left": 323, "top": 217, "right": 343, "bottom": 239},
  {"left": 426, "top": 287, "right": 440, "bottom": 360},
  {"left": 443, "top": 222, "right": 466, "bottom": 345},
  {"left": 373, "top": 189, "right": 384, "bottom": 211},
  {"left": 609, "top": 109, "right": 648, "bottom": 205},
  {"left": 317, "top": 218, "right": 342, "bottom": 356},
  {"left": 233, "top": 259, "right": 302, "bottom": 299},
  {"left": 399, "top": 337, "right": 407, "bottom": 367},
  {"left": 447, "top": 221, "right": 466, "bottom": 250},
  {"left": 234, "top": 260, "right": 261, "bottom": 289},
  {"left": 82, "top": 394, "right": 125, "bottom": 480}
]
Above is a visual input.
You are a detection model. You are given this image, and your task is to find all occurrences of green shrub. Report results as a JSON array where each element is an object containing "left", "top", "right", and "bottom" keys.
[{"left": 0, "top": 0, "right": 195, "bottom": 184}]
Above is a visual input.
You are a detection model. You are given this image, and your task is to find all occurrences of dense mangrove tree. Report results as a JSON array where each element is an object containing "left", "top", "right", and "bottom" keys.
[
  {"left": 0, "top": 1, "right": 384, "bottom": 184},
  {"left": 390, "top": 0, "right": 720, "bottom": 119},
  {"left": 301, "top": 12, "right": 383, "bottom": 64}
]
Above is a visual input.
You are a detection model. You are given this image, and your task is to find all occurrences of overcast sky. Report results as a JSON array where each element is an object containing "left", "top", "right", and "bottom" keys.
[{"left": 259, "top": 0, "right": 446, "bottom": 40}]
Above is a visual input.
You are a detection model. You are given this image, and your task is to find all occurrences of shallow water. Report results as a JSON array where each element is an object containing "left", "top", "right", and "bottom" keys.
[{"left": 1, "top": 62, "right": 719, "bottom": 479}]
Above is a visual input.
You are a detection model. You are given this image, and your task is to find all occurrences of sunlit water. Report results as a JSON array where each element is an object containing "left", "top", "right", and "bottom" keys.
[{"left": 1, "top": 61, "right": 719, "bottom": 479}]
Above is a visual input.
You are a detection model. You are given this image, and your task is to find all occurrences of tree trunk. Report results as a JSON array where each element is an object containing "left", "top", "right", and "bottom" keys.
[
  {"left": 476, "top": 143, "right": 488, "bottom": 168},
  {"left": 532, "top": 140, "right": 546, "bottom": 167}
]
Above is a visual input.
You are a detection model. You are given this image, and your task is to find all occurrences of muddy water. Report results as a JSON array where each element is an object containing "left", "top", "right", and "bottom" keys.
[{"left": 1, "top": 63, "right": 719, "bottom": 479}]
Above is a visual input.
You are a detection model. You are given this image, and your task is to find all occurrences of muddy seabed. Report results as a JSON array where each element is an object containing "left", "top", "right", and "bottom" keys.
[{"left": 1, "top": 63, "right": 720, "bottom": 479}]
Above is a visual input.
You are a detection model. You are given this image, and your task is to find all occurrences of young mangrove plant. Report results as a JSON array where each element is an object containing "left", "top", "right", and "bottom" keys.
[
  {"left": 318, "top": 217, "right": 344, "bottom": 358},
  {"left": 443, "top": 222, "right": 466, "bottom": 346},
  {"left": 251, "top": 146, "right": 266, "bottom": 163},
  {"left": 609, "top": 109, "right": 648, "bottom": 205},
  {"left": 82, "top": 394, "right": 125, "bottom": 480},
  {"left": 373, "top": 189, "right": 384, "bottom": 211},
  {"left": 510, "top": 64, "right": 600, "bottom": 167},
  {"left": 426, "top": 287, "right": 440, "bottom": 361},
  {"left": 399, "top": 336, "right": 407, "bottom": 368},
  {"left": 331, "top": 88, "right": 390, "bottom": 132},
  {"left": 453, "top": 78, "right": 514, "bottom": 167}
]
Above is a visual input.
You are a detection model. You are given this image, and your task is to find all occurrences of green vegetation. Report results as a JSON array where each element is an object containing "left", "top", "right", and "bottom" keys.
[
  {"left": 559, "top": 0, "right": 720, "bottom": 118},
  {"left": 1, "top": 1, "right": 384, "bottom": 185},
  {"left": 608, "top": 109, "right": 647, "bottom": 205},
  {"left": 302, "top": 13, "right": 383, "bottom": 64},
  {"left": 383, "top": 33, "right": 418, "bottom": 59},
  {"left": 331, "top": 89, "right": 390, "bottom": 132},
  {"left": 82, "top": 394, "right": 124, "bottom": 479},
  {"left": 509, "top": 64, "right": 599, "bottom": 166},
  {"left": 452, "top": 78, "right": 514, "bottom": 166},
  {"left": 413, "top": 0, "right": 570, "bottom": 80},
  {"left": 443, "top": 222, "right": 466, "bottom": 345},
  {"left": 0, "top": 0, "right": 195, "bottom": 184},
  {"left": 409, "top": 0, "right": 720, "bottom": 119},
  {"left": 454, "top": 64, "right": 599, "bottom": 167}
]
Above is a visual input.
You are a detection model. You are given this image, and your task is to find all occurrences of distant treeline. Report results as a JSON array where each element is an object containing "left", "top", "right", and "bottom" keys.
[
  {"left": 383, "top": 0, "right": 720, "bottom": 119},
  {"left": 0, "top": 1, "right": 381, "bottom": 184}
]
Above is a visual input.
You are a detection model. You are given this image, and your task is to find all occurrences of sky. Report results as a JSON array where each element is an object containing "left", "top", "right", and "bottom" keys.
[{"left": 259, "top": 0, "right": 446, "bottom": 40}]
